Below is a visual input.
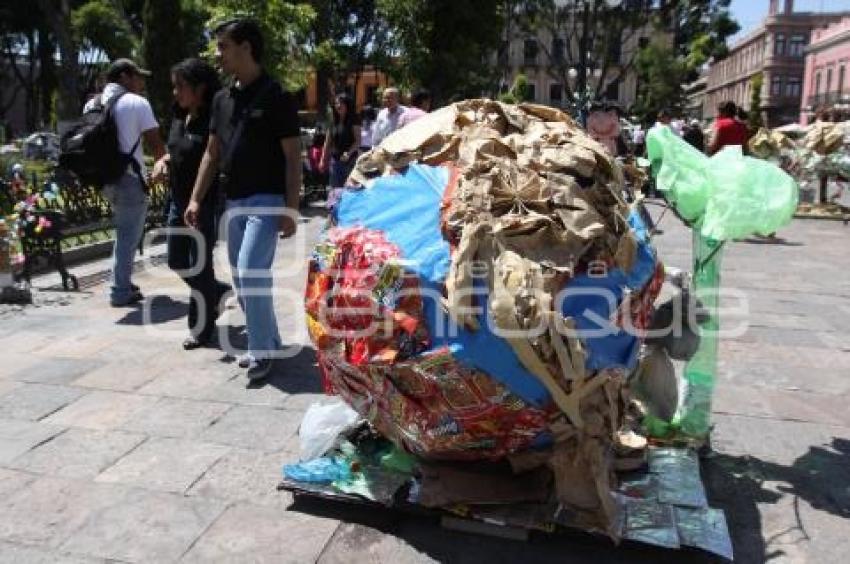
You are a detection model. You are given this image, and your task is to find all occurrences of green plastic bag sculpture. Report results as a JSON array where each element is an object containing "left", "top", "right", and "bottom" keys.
[{"left": 644, "top": 126, "right": 798, "bottom": 441}]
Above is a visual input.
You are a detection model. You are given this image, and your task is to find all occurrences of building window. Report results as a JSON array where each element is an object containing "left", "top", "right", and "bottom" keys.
[
  {"left": 524, "top": 39, "right": 538, "bottom": 65},
  {"left": 552, "top": 38, "right": 565, "bottom": 63},
  {"left": 638, "top": 37, "right": 649, "bottom": 49},
  {"left": 526, "top": 83, "right": 536, "bottom": 102},
  {"left": 786, "top": 77, "right": 802, "bottom": 97},
  {"left": 774, "top": 33, "right": 785, "bottom": 56},
  {"left": 771, "top": 76, "right": 783, "bottom": 96},
  {"left": 789, "top": 34, "right": 806, "bottom": 57},
  {"left": 827, "top": 68, "right": 833, "bottom": 93},
  {"left": 604, "top": 80, "right": 619, "bottom": 101},
  {"left": 549, "top": 83, "right": 563, "bottom": 104},
  {"left": 840, "top": 66, "right": 846, "bottom": 94},
  {"left": 815, "top": 72, "right": 821, "bottom": 95}
]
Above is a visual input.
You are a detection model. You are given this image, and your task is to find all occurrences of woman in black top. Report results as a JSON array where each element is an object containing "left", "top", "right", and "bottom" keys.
[
  {"left": 152, "top": 58, "right": 229, "bottom": 349},
  {"left": 320, "top": 93, "right": 361, "bottom": 189}
]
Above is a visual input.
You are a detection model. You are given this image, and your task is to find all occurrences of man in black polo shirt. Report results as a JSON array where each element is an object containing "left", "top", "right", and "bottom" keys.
[{"left": 185, "top": 18, "right": 301, "bottom": 380}]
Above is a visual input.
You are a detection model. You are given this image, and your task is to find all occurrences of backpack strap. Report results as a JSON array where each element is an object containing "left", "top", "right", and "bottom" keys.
[
  {"left": 104, "top": 90, "right": 148, "bottom": 191},
  {"left": 220, "top": 80, "right": 276, "bottom": 175}
]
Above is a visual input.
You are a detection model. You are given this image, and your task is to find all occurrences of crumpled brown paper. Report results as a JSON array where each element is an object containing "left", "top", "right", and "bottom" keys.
[
  {"left": 801, "top": 121, "right": 845, "bottom": 155},
  {"left": 348, "top": 99, "right": 644, "bottom": 538}
]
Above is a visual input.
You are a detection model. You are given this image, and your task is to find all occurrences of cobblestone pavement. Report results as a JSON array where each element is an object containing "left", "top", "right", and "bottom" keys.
[{"left": 0, "top": 206, "right": 847, "bottom": 563}]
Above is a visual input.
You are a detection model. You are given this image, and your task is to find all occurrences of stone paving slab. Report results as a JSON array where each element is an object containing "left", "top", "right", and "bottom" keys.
[
  {"left": 180, "top": 502, "right": 340, "bottom": 563},
  {"left": 41, "top": 390, "right": 159, "bottom": 431},
  {"left": 0, "top": 541, "right": 105, "bottom": 563},
  {"left": 198, "top": 405, "right": 303, "bottom": 453},
  {"left": 713, "top": 383, "right": 850, "bottom": 428},
  {"left": 8, "top": 428, "right": 146, "bottom": 480},
  {"left": 118, "top": 397, "right": 232, "bottom": 439},
  {"left": 0, "top": 419, "right": 65, "bottom": 465},
  {"left": 0, "top": 212, "right": 846, "bottom": 563},
  {"left": 0, "top": 468, "right": 38, "bottom": 499},
  {"left": 7, "top": 358, "right": 105, "bottom": 387},
  {"left": 0, "top": 476, "right": 126, "bottom": 549},
  {"left": 57, "top": 488, "right": 225, "bottom": 562},
  {"left": 94, "top": 437, "right": 229, "bottom": 494},
  {"left": 0, "top": 384, "right": 87, "bottom": 421},
  {"left": 72, "top": 361, "right": 166, "bottom": 393},
  {"left": 186, "top": 448, "right": 298, "bottom": 508}
]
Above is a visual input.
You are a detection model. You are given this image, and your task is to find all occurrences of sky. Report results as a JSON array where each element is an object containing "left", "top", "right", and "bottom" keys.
[{"left": 730, "top": 0, "right": 850, "bottom": 42}]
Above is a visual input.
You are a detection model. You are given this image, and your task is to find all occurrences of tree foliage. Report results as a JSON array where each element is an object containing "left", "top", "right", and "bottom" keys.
[
  {"left": 633, "top": 0, "right": 739, "bottom": 121},
  {"left": 632, "top": 37, "right": 688, "bottom": 124},
  {"left": 748, "top": 72, "right": 764, "bottom": 131},
  {"left": 377, "top": 0, "right": 505, "bottom": 105},
  {"left": 307, "top": 0, "right": 392, "bottom": 113},
  {"left": 205, "top": 0, "right": 316, "bottom": 91},
  {"left": 72, "top": 0, "right": 137, "bottom": 60},
  {"left": 509, "top": 0, "right": 656, "bottom": 106}
]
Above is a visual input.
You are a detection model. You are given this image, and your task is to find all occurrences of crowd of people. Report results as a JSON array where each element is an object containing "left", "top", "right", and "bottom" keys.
[
  {"left": 85, "top": 19, "right": 301, "bottom": 381},
  {"left": 81, "top": 18, "right": 439, "bottom": 383}
]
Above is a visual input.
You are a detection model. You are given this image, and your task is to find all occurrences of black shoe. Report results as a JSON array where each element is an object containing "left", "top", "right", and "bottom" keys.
[
  {"left": 246, "top": 358, "right": 274, "bottom": 381},
  {"left": 111, "top": 289, "right": 143, "bottom": 307}
]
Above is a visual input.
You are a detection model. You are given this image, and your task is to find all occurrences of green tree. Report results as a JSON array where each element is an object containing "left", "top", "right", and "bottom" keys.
[
  {"left": 205, "top": 0, "right": 316, "bottom": 91},
  {"left": 498, "top": 74, "right": 533, "bottom": 104},
  {"left": 141, "top": 0, "right": 199, "bottom": 127},
  {"left": 748, "top": 72, "right": 764, "bottom": 131},
  {"left": 665, "top": 0, "right": 740, "bottom": 81},
  {"left": 632, "top": 1, "right": 739, "bottom": 122},
  {"left": 307, "top": 0, "right": 391, "bottom": 116},
  {"left": 72, "top": 0, "right": 137, "bottom": 60},
  {"left": 632, "top": 37, "right": 688, "bottom": 124},
  {"left": 510, "top": 0, "right": 656, "bottom": 107},
  {"left": 36, "top": 0, "right": 79, "bottom": 122},
  {"left": 377, "top": 0, "right": 505, "bottom": 105}
]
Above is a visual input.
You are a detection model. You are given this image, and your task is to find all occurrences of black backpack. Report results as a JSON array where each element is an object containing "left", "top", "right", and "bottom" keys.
[{"left": 59, "top": 91, "right": 141, "bottom": 188}]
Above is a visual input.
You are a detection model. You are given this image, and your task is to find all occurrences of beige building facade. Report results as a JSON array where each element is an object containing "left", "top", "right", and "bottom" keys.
[{"left": 496, "top": 11, "right": 658, "bottom": 111}]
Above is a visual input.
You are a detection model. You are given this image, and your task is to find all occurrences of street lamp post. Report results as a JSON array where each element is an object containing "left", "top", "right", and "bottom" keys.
[{"left": 559, "top": 0, "right": 622, "bottom": 125}]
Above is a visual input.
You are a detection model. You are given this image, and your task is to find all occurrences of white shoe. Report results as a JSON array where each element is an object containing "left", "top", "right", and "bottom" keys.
[{"left": 237, "top": 353, "right": 255, "bottom": 368}]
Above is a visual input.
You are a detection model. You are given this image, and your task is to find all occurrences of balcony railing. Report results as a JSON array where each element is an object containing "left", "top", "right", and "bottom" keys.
[{"left": 807, "top": 92, "right": 849, "bottom": 107}]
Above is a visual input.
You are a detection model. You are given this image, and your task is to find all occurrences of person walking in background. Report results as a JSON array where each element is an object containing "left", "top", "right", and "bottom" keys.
[
  {"left": 320, "top": 93, "right": 360, "bottom": 191},
  {"left": 397, "top": 88, "right": 431, "bottom": 128},
  {"left": 632, "top": 123, "right": 646, "bottom": 157},
  {"left": 682, "top": 119, "right": 705, "bottom": 152},
  {"left": 98, "top": 58, "right": 166, "bottom": 307},
  {"left": 586, "top": 102, "right": 621, "bottom": 157},
  {"left": 184, "top": 18, "right": 302, "bottom": 381},
  {"left": 359, "top": 105, "right": 376, "bottom": 153},
  {"left": 151, "top": 58, "right": 230, "bottom": 350},
  {"left": 371, "top": 87, "right": 406, "bottom": 146},
  {"left": 708, "top": 101, "right": 748, "bottom": 156}
]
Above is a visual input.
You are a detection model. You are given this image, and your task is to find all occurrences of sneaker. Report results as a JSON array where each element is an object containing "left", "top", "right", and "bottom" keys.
[
  {"left": 247, "top": 358, "right": 274, "bottom": 381},
  {"left": 236, "top": 353, "right": 255, "bottom": 368}
]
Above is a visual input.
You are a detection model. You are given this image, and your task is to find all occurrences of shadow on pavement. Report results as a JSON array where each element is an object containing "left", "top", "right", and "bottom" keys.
[
  {"left": 115, "top": 295, "right": 187, "bottom": 325},
  {"left": 248, "top": 345, "right": 322, "bottom": 394},
  {"left": 738, "top": 237, "right": 804, "bottom": 247},
  {"left": 286, "top": 494, "right": 719, "bottom": 563},
  {"left": 703, "top": 438, "right": 850, "bottom": 564}
]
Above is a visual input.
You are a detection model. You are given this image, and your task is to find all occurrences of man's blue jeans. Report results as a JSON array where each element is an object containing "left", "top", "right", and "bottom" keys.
[
  {"left": 225, "top": 193, "right": 283, "bottom": 359},
  {"left": 102, "top": 173, "right": 147, "bottom": 305}
]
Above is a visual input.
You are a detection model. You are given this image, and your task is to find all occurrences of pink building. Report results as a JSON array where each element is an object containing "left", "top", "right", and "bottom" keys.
[
  {"left": 701, "top": 0, "right": 847, "bottom": 127},
  {"left": 800, "top": 16, "right": 850, "bottom": 125}
]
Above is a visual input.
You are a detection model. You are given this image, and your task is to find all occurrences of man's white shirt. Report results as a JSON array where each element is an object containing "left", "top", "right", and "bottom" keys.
[{"left": 84, "top": 83, "right": 158, "bottom": 176}]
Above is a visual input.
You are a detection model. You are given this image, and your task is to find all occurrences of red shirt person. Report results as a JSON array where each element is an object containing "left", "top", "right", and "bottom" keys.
[{"left": 708, "top": 101, "right": 749, "bottom": 155}]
